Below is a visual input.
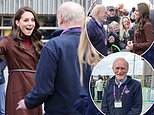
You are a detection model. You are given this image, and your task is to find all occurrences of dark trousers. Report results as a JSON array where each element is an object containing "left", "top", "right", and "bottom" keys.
[{"left": 97, "top": 91, "right": 102, "bottom": 100}]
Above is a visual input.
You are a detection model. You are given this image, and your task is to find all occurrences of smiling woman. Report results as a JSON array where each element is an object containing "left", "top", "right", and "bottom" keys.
[
  {"left": 15, "top": 12, "right": 35, "bottom": 36},
  {"left": 0, "top": 6, "right": 44, "bottom": 115}
]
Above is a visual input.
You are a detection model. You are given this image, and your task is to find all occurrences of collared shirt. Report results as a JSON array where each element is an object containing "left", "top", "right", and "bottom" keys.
[
  {"left": 115, "top": 76, "right": 127, "bottom": 88},
  {"left": 96, "top": 20, "right": 103, "bottom": 28}
]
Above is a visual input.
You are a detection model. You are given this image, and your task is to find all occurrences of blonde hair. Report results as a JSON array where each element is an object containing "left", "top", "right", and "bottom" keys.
[
  {"left": 119, "top": 16, "right": 131, "bottom": 40},
  {"left": 78, "top": 17, "right": 103, "bottom": 85}
]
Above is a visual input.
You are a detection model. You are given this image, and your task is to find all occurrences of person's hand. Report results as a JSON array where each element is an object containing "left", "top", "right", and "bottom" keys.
[
  {"left": 127, "top": 41, "right": 133, "bottom": 50},
  {"left": 108, "top": 36, "right": 115, "bottom": 43},
  {"left": 125, "top": 46, "right": 131, "bottom": 51},
  {"left": 16, "top": 99, "right": 27, "bottom": 110}
]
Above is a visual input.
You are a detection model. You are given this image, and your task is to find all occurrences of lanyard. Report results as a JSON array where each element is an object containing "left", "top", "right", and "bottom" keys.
[
  {"left": 60, "top": 27, "right": 81, "bottom": 35},
  {"left": 113, "top": 85, "right": 127, "bottom": 101}
]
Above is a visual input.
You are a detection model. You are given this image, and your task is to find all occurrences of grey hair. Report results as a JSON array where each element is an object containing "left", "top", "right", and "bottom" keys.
[
  {"left": 109, "top": 21, "right": 120, "bottom": 28},
  {"left": 112, "top": 57, "right": 129, "bottom": 69},
  {"left": 90, "top": 4, "right": 105, "bottom": 17},
  {"left": 57, "top": 2, "right": 85, "bottom": 25}
]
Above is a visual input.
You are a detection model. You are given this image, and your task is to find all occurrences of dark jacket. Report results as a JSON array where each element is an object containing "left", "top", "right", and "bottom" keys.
[
  {"left": 150, "top": 9, "right": 154, "bottom": 29},
  {"left": 24, "top": 27, "right": 83, "bottom": 115},
  {"left": 101, "top": 76, "right": 142, "bottom": 115},
  {"left": 50, "top": 29, "right": 64, "bottom": 38},
  {"left": 0, "top": 58, "right": 6, "bottom": 85},
  {"left": 0, "top": 37, "right": 7, "bottom": 85},
  {"left": 74, "top": 94, "right": 102, "bottom": 115},
  {"left": 86, "top": 17, "right": 108, "bottom": 56},
  {"left": 74, "top": 64, "right": 102, "bottom": 115}
]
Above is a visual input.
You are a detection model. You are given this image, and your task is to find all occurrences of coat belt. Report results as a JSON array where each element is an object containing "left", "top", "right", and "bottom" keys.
[{"left": 9, "top": 69, "right": 36, "bottom": 73}]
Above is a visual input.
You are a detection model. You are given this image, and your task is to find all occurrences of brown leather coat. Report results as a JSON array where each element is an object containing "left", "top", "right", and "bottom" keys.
[
  {"left": 133, "top": 21, "right": 154, "bottom": 55},
  {"left": 0, "top": 36, "right": 42, "bottom": 115}
]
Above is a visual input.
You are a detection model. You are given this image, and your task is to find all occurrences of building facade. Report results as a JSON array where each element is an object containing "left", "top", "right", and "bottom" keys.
[{"left": 0, "top": 0, "right": 153, "bottom": 39}]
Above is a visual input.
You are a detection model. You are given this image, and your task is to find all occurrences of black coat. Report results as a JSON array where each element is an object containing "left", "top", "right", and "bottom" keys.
[{"left": 0, "top": 58, "right": 6, "bottom": 84}]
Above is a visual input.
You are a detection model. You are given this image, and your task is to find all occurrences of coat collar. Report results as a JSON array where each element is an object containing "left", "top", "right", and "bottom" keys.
[{"left": 6, "top": 36, "right": 38, "bottom": 64}]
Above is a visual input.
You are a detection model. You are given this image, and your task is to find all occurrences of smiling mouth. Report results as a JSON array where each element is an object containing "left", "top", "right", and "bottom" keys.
[
  {"left": 117, "top": 74, "right": 125, "bottom": 76},
  {"left": 26, "top": 28, "right": 33, "bottom": 30}
]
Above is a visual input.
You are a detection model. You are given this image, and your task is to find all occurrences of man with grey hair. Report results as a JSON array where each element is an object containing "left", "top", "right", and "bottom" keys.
[
  {"left": 101, "top": 57, "right": 142, "bottom": 115},
  {"left": 86, "top": 4, "right": 108, "bottom": 56},
  {"left": 17, "top": 2, "right": 85, "bottom": 115}
]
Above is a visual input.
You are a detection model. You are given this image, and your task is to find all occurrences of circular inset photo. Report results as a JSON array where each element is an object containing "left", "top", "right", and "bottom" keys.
[{"left": 90, "top": 52, "right": 154, "bottom": 115}]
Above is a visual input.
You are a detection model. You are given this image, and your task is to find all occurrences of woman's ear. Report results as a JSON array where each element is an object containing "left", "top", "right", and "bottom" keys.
[{"left": 15, "top": 20, "right": 19, "bottom": 27}]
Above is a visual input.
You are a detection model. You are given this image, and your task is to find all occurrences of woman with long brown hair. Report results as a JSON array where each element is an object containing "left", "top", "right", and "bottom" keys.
[
  {"left": 0, "top": 6, "right": 43, "bottom": 115},
  {"left": 127, "top": 3, "right": 154, "bottom": 55}
]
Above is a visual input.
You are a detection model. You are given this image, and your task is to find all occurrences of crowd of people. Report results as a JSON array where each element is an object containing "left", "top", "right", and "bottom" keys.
[
  {"left": 0, "top": 1, "right": 153, "bottom": 115},
  {"left": 86, "top": 2, "right": 154, "bottom": 56},
  {"left": 90, "top": 75, "right": 109, "bottom": 101}
]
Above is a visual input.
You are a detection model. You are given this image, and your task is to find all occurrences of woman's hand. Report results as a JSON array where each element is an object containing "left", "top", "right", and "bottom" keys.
[{"left": 127, "top": 41, "right": 133, "bottom": 50}]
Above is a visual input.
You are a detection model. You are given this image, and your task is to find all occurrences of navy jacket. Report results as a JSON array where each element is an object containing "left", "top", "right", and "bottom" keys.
[
  {"left": 86, "top": 17, "right": 108, "bottom": 56},
  {"left": 101, "top": 76, "right": 142, "bottom": 115},
  {"left": 24, "top": 27, "right": 83, "bottom": 115},
  {"left": 74, "top": 64, "right": 102, "bottom": 115},
  {"left": 0, "top": 58, "right": 6, "bottom": 85},
  {"left": 0, "top": 36, "right": 7, "bottom": 85}
]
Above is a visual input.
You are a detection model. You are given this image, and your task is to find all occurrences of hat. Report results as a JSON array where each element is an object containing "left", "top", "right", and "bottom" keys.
[{"left": 107, "top": 6, "right": 115, "bottom": 11}]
